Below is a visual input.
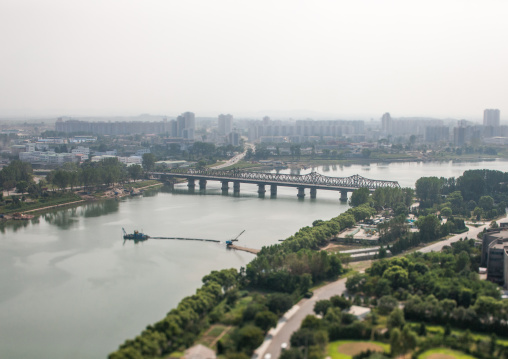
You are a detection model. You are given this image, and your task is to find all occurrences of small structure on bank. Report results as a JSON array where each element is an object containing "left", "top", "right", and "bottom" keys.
[{"left": 347, "top": 305, "right": 372, "bottom": 321}]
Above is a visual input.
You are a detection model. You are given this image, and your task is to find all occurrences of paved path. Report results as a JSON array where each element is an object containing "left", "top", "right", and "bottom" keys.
[{"left": 417, "top": 216, "right": 504, "bottom": 253}]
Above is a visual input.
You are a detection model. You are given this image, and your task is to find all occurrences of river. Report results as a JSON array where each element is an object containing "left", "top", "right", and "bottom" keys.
[{"left": 0, "top": 160, "right": 506, "bottom": 358}]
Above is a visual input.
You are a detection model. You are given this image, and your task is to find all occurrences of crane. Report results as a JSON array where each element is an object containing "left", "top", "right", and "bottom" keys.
[{"left": 226, "top": 230, "right": 245, "bottom": 246}]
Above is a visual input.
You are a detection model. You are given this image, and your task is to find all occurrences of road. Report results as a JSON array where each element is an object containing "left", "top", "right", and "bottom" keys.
[
  {"left": 210, "top": 143, "right": 254, "bottom": 170},
  {"left": 256, "top": 278, "right": 347, "bottom": 359},
  {"left": 417, "top": 216, "right": 504, "bottom": 253},
  {"left": 255, "top": 216, "right": 505, "bottom": 359}
]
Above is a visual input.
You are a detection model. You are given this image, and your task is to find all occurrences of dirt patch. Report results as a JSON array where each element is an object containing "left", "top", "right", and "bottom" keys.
[
  {"left": 337, "top": 342, "right": 384, "bottom": 356},
  {"left": 425, "top": 355, "right": 456, "bottom": 359},
  {"left": 322, "top": 242, "right": 365, "bottom": 252}
]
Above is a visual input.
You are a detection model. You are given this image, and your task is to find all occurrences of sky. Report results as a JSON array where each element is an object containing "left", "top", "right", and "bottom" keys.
[{"left": 1, "top": 0, "right": 507, "bottom": 120}]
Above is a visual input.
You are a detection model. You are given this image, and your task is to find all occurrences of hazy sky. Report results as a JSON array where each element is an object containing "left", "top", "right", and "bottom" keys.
[{"left": 1, "top": 0, "right": 507, "bottom": 120}]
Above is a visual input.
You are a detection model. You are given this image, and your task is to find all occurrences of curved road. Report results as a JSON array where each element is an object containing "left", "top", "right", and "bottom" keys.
[
  {"left": 255, "top": 216, "right": 505, "bottom": 359},
  {"left": 210, "top": 143, "right": 254, "bottom": 169}
]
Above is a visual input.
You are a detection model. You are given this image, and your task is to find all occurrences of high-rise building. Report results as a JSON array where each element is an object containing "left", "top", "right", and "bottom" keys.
[
  {"left": 176, "top": 112, "right": 195, "bottom": 139},
  {"left": 381, "top": 113, "right": 392, "bottom": 133},
  {"left": 484, "top": 109, "right": 500, "bottom": 127},
  {"left": 425, "top": 126, "right": 449, "bottom": 143},
  {"left": 218, "top": 114, "right": 233, "bottom": 135}
]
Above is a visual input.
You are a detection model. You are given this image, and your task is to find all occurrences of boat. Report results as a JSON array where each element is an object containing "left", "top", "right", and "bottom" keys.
[
  {"left": 122, "top": 228, "right": 149, "bottom": 241},
  {"left": 12, "top": 212, "right": 35, "bottom": 220}
]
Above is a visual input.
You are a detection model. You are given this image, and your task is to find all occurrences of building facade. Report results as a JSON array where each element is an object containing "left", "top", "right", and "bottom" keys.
[
  {"left": 483, "top": 109, "right": 500, "bottom": 127},
  {"left": 218, "top": 114, "right": 233, "bottom": 135},
  {"left": 481, "top": 228, "right": 508, "bottom": 288}
]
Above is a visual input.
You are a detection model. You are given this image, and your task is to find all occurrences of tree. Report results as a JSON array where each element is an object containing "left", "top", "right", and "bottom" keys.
[
  {"left": 280, "top": 348, "right": 303, "bottom": 359},
  {"left": 415, "top": 177, "right": 442, "bottom": 207},
  {"left": 350, "top": 187, "right": 370, "bottom": 207},
  {"left": 473, "top": 206, "right": 483, "bottom": 220},
  {"left": 142, "top": 153, "right": 156, "bottom": 171},
  {"left": 128, "top": 164, "right": 143, "bottom": 181},
  {"left": 387, "top": 308, "right": 405, "bottom": 330},
  {"left": 53, "top": 170, "right": 69, "bottom": 191},
  {"left": 382, "top": 266, "right": 408, "bottom": 290},
  {"left": 377, "top": 295, "right": 398, "bottom": 315},
  {"left": 479, "top": 195, "right": 494, "bottom": 211},
  {"left": 236, "top": 325, "right": 264, "bottom": 353},
  {"left": 314, "top": 300, "right": 332, "bottom": 316},
  {"left": 389, "top": 328, "right": 402, "bottom": 356},
  {"left": 401, "top": 325, "right": 417, "bottom": 354},
  {"left": 441, "top": 207, "right": 452, "bottom": 217},
  {"left": 361, "top": 148, "right": 371, "bottom": 158},
  {"left": 267, "top": 293, "right": 293, "bottom": 315},
  {"left": 416, "top": 214, "right": 441, "bottom": 242},
  {"left": 254, "top": 311, "right": 278, "bottom": 332},
  {"left": 16, "top": 180, "right": 29, "bottom": 194},
  {"left": 196, "top": 160, "right": 207, "bottom": 170}
]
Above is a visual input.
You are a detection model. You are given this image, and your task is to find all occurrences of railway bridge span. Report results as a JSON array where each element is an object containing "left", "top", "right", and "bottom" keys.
[{"left": 149, "top": 169, "right": 400, "bottom": 201}]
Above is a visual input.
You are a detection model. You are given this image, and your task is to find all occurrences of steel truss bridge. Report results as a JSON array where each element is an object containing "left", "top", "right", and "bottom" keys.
[{"left": 150, "top": 169, "right": 400, "bottom": 201}]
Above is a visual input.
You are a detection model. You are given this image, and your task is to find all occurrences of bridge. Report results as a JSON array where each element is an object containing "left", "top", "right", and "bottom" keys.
[{"left": 150, "top": 169, "right": 399, "bottom": 201}]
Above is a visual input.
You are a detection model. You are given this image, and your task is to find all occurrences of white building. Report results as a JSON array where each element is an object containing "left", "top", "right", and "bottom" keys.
[
  {"left": 135, "top": 148, "right": 150, "bottom": 156},
  {"left": 71, "top": 146, "right": 90, "bottom": 155},
  {"left": 19, "top": 151, "right": 80, "bottom": 165}
]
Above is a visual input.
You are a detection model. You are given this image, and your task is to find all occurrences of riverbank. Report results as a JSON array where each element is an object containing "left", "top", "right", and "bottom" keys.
[{"left": 0, "top": 180, "right": 164, "bottom": 219}]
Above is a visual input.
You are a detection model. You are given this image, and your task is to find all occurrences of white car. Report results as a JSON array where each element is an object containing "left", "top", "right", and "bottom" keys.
[
  {"left": 281, "top": 343, "right": 288, "bottom": 350},
  {"left": 264, "top": 353, "right": 272, "bottom": 359}
]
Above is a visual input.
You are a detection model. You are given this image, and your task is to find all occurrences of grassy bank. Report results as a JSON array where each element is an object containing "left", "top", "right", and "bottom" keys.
[{"left": 0, "top": 192, "right": 83, "bottom": 215}]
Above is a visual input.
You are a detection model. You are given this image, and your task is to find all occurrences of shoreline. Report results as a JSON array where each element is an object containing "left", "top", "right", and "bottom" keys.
[{"left": 4, "top": 182, "right": 165, "bottom": 217}]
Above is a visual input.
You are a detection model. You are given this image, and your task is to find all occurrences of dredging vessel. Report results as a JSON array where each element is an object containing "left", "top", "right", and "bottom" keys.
[{"left": 122, "top": 228, "right": 149, "bottom": 241}]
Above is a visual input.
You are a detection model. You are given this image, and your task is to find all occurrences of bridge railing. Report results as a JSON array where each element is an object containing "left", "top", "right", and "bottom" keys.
[{"left": 153, "top": 169, "right": 400, "bottom": 189}]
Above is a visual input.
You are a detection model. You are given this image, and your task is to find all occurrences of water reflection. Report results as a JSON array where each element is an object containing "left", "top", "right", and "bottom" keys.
[
  {"left": 44, "top": 208, "right": 79, "bottom": 230},
  {"left": 0, "top": 218, "right": 33, "bottom": 233},
  {"left": 141, "top": 188, "right": 158, "bottom": 197},
  {"left": 81, "top": 200, "right": 119, "bottom": 218}
]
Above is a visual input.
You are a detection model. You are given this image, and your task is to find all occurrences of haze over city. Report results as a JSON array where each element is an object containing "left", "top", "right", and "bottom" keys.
[{"left": 1, "top": 0, "right": 507, "bottom": 120}]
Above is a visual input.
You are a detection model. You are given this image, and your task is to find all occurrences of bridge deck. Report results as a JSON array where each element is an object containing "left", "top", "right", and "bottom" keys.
[{"left": 151, "top": 170, "right": 399, "bottom": 191}]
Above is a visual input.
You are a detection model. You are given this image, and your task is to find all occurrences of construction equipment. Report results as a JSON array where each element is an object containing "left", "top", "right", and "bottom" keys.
[{"left": 226, "top": 230, "right": 245, "bottom": 246}]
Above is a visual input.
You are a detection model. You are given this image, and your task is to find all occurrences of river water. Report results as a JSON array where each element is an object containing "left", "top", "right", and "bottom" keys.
[{"left": 0, "top": 160, "right": 507, "bottom": 358}]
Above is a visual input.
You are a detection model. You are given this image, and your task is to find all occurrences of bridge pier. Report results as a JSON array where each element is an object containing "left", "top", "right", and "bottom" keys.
[
  {"left": 270, "top": 184, "right": 277, "bottom": 196},
  {"left": 310, "top": 188, "right": 317, "bottom": 199},
  {"left": 221, "top": 181, "right": 229, "bottom": 191},
  {"left": 258, "top": 184, "right": 266, "bottom": 195},
  {"left": 297, "top": 187, "right": 305, "bottom": 199},
  {"left": 199, "top": 179, "right": 207, "bottom": 190},
  {"left": 187, "top": 178, "right": 195, "bottom": 189},
  {"left": 233, "top": 181, "right": 240, "bottom": 194},
  {"left": 340, "top": 190, "right": 348, "bottom": 202}
]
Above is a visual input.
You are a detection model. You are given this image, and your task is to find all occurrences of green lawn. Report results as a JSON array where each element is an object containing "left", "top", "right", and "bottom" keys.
[
  {"left": 418, "top": 348, "right": 477, "bottom": 359},
  {"left": 207, "top": 325, "right": 227, "bottom": 337},
  {"left": 124, "top": 180, "right": 161, "bottom": 189},
  {"left": 412, "top": 323, "right": 508, "bottom": 347},
  {"left": 327, "top": 340, "right": 390, "bottom": 359},
  {"left": 0, "top": 193, "right": 83, "bottom": 214}
]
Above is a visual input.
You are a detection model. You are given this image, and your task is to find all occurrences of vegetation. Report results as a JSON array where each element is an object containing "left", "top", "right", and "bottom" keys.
[{"left": 283, "top": 240, "right": 508, "bottom": 359}]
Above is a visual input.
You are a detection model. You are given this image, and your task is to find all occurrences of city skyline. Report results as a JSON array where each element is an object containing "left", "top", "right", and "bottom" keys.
[{"left": 1, "top": 1, "right": 507, "bottom": 120}]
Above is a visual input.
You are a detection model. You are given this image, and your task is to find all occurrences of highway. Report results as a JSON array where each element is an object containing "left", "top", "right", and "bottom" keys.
[
  {"left": 210, "top": 143, "right": 254, "bottom": 169},
  {"left": 255, "top": 216, "right": 505, "bottom": 359}
]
